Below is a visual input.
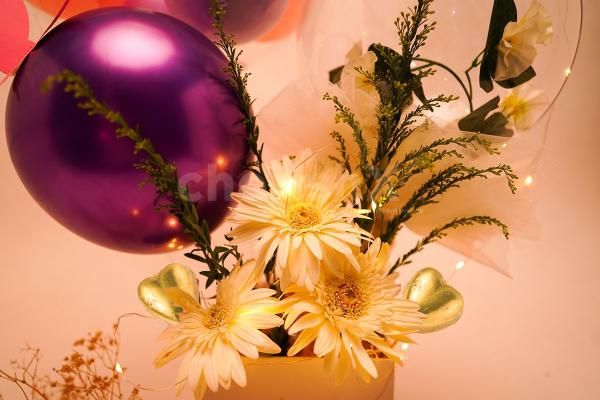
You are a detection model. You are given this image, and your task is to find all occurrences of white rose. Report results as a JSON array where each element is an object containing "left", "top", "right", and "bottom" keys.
[{"left": 495, "top": 0, "right": 553, "bottom": 81}]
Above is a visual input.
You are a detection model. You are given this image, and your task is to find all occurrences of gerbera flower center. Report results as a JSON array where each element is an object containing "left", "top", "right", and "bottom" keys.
[
  {"left": 325, "top": 279, "right": 367, "bottom": 320},
  {"left": 287, "top": 203, "right": 321, "bottom": 230},
  {"left": 205, "top": 304, "right": 229, "bottom": 329}
]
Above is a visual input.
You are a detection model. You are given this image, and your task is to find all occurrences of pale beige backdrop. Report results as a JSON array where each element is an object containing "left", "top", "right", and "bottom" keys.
[{"left": 1, "top": 1, "right": 599, "bottom": 400}]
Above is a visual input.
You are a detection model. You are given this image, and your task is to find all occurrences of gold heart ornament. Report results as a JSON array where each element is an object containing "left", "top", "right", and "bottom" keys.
[
  {"left": 138, "top": 263, "right": 201, "bottom": 323},
  {"left": 403, "top": 268, "right": 464, "bottom": 333}
]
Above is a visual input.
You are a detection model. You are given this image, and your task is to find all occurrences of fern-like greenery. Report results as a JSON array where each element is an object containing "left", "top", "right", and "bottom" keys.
[
  {"left": 327, "top": 0, "right": 519, "bottom": 270},
  {"left": 390, "top": 215, "right": 510, "bottom": 273},
  {"left": 210, "top": 0, "right": 269, "bottom": 192},
  {"left": 373, "top": 133, "right": 499, "bottom": 207},
  {"left": 380, "top": 163, "right": 517, "bottom": 243}
]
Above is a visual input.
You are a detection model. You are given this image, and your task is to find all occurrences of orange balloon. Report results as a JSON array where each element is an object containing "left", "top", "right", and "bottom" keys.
[
  {"left": 260, "top": 0, "right": 306, "bottom": 42},
  {"left": 27, "top": 0, "right": 125, "bottom": 19}
]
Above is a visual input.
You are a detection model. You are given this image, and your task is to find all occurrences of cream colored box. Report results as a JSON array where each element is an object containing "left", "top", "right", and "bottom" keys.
[{"left": 205, "top": 357, "right": 394, "bottom": 400}]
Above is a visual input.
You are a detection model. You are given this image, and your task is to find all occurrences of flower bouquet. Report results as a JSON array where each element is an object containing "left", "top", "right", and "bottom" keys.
[{"left": 1, "top": 0, "right": 564, "bottom": 399}]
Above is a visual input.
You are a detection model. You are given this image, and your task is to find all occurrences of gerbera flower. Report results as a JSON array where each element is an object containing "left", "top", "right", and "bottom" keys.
[
  {"left": 153, "top": 260, "right": 283, "bottom": 399},
  {"left": 228, "top": 149, "right": 370, "bottom": 289},
  {"left": 279, "top": 239, "right": 424, "bottom": 383}
]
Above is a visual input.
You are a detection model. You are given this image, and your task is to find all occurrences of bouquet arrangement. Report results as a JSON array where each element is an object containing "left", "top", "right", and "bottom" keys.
[{"left": 1, "top": 0, "right": 557, "bottom": 399}]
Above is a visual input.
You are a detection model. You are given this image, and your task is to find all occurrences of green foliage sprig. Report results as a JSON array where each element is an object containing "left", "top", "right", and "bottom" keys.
[
  {"left": 385, "top": 93, "right": 457, "bottom": 158},
  {"left": 373, "top": 133, "right": 498, "bottom": 207},
  {"left": 323, "top": 93, "right": 370, "bottom": 181},
  {"left": 329, "top": 131, "right": 352, "bottom": 173},
  {"left": 380, "top": 163, "right": 517, "bottom": 243},
  {"left": 41, "top": 71, "right": 234, "bottom": 287},
  {"left": 327, "top": 0, "right": 517, "bottom": 257},
  {"left": 210, "top": 0, "right": 269, "bottom": 192},
  {"left": 369, "top": 0, "right": 438, "bottom": 169},
  {"left": 390, "top": 215, "right": 510, "bottom": 272}
]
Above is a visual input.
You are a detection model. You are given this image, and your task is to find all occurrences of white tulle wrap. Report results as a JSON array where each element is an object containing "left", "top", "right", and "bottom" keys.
[{"left": 257, "top": 71, "right": 546, "bottom": 276}]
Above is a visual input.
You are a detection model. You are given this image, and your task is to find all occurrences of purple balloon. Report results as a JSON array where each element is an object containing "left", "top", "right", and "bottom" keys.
[
  {"left": 124, "top": 0, "right": 168, "bottom": 13},
  {"left": 5, "top": 8, "right": 249, "bottom": 254},
  {"left": 164, "top": 0, "right": 288, "bottom": 43}
]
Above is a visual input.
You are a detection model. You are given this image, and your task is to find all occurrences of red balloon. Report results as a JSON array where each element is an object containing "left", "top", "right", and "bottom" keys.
[
  {"left": 124, "top": 0, "right": 168, "bottom": 12},
  {"left": 260, "top": 0, "right": 306, "bottom": 42},
  {"left": 164, "top": 0, "right": 288, "bottom": 43},
  {"left": 1, "top": 0, "right": 34, "bottom": 75},
  {"left": 27, "top": 0, "right": 125, "bottom": 19}
]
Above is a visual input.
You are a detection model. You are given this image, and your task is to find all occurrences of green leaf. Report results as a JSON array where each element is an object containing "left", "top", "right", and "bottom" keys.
[
  {"left": 368, "top": 43, "right": 400, "bottom": 79},
  {"left": 368, "top": 43, "right": 430, "bottom": 108},
  {"left": 496, "top": 66, "right": 536, "bottom": 88},
  {"left": 458, "top": 96, "right": 513, "bottom": 137},
  {"left": 329, "top": 65, "right": 344, "bottom": 84},
  {"left": 479, "top": 0, "right": 517, "bottom": 92},
  {"left": 185, "top": 252, "right": 207, "bottom": 263},
  {"left": 411, "top": 78, "right": 431, "bottom": 110}
]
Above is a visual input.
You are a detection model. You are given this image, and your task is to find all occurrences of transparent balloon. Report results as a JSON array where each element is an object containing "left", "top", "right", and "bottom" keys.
[
  {"left": 298, "top": 0, "right": 582, "bottom": 129},
  {"left": 257, "top": 0, "right": 583, "bottom": 275}
]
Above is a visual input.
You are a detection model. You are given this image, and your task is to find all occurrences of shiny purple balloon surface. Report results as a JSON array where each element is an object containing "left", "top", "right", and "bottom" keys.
[
  {"left": 164, "top": 0, "right": 288, "bottom": 43},
  {"left": 6, "top": 8, "right": 248, "bottom": 253}
]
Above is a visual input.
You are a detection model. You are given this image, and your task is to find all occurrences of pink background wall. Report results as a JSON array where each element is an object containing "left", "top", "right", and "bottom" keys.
[{"left": 1, "top": 1, "right": 599, "bottom": 399}]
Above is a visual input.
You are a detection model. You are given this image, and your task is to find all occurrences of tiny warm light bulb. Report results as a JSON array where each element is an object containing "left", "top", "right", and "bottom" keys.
[
  {"left": 216, "top": 156, "right": 226, "bottom": 168},
  {"left": 167, "top": 217, "right": 178, "bottom": 228},
  {"left": 168, "top": 242, "right": 176, "bottom": 249},
  {"left": 455, "top": 260, "right": 465, "bottom": 270},
  {"left": 401, "top": 343, "right": 410, "bottom": 351},
  {"left": 283, "top": 178, "right": 295, "bottom": 195},
  {"left": 177, "top": 245, "right": 184, "bottom": 250},
  {"left": 115, "top": 362, "right": 123, "bottom": 375},
  {"left": 524, "top": 175, "right": 534, "bottom": 186},
  {"left": 131, "top": 208, "right": 140, "bottom": 217}
]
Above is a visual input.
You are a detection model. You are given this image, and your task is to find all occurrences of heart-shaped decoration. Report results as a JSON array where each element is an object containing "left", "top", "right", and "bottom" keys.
[
  {"left": 403, "top": 268, "right": 464, "bottom": 333},
  {"left": 138, "top": 263, "right": 201, "bottom": 323}
]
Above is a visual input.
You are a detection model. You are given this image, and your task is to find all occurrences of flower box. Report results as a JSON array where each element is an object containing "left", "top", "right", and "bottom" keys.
[{"left": 204, "top": 357, "right": 395, "bottom": 400}]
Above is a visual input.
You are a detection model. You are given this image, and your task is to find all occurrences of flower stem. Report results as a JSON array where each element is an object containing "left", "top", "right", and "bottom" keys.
[
  {"left": 412, "top": 50, "right": 485, "bottom": 113},
  {"left": 413, "top": 57, "right": 473, "bottom": 111},
  {"left": 464, "top": 50, "right": 485, "bottom": 110}
]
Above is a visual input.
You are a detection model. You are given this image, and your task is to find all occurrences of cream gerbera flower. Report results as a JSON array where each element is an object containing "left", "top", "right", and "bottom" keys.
[
  {"left": 228, "top": 149, "right": 370, "bottom": 289},
  {"left": 154, "top": 260, "right": 283, "bottom": 399},
  {"left": 280, "top": 239, "right": 424, "bottom": 383}
]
